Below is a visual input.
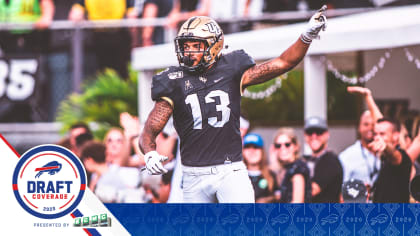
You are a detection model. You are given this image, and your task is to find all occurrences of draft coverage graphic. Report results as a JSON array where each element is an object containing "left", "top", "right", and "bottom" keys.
[{"left": 12, "top": 145, "right": 87, "bottom": 219}]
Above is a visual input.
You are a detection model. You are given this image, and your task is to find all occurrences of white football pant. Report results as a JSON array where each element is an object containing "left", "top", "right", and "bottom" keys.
[{"left": 181, "top": 161, "right": 255, "bottom": 203}]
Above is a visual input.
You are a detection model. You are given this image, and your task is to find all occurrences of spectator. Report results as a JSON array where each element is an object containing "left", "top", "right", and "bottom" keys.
[
  {"left": 119, "top": 112, "right": 145, "bottom": 167},
  {"left": 271, "top": 127, "right": 311, "bottom": 203},
  {"left": 104, "top": 127, "right": 131, "bottom": 166},
  {"left": 166, "top": 0, "right": 211, "bottom": 30},
  {"left": 348, "top": 86, "right": 420, "bottom": 179},
  {"left": 339, "top": 110, "right": 380, "bottom": 193},
  {"left": 68, "top": 0, "right": 138, "bottom": 79},
  {"left": 69, "top": 122, "right": 92, "bottom": 156},
  {"left": 99, "top": 126, "right": 138, "bottom": 192},
  {"left": 262, "top": 0, "right": 299, "bottom": 13},
  {"left": 80, "top": 141, "right": 107, "bottom": 190},
  {"left": 145, "top": 169, "right": 174, "bottom": 203},
  {"left": 303, "top": 116, "right": 343, "bottom": 203},
  {"left": 370, "top": 118, "right": 412, "bottom": 203},
  {"left": 75, "top": 132, "right": 94, "bottom": 151},
  {"left": 141, "top": 0, "right": 173, "bottom": 46},
  {"left": 56, "top": 137, "right": 72, "bottom": 150},
  {"left": 81, "top": 140, "right": 144, "bottom": 203},
  {"left": 243, "top": 133, "right": 277, "bottom": 203},
  {"left": 158, "top": 169, "right": 173, "bottom": 202},
  {"left": 0, "top": 0, "right": 55, "bottom": 122},
  {"left": 0, "top": 0, "right": 54, "bottom": 46}
]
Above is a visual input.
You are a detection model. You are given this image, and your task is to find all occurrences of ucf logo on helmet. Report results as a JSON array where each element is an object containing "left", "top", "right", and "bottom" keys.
[
  {"left": 205, "top": 22, "right": 221, "bottom": 34},
  {"left": 12, "top": 145, "right": 87, "bottom": 219}
]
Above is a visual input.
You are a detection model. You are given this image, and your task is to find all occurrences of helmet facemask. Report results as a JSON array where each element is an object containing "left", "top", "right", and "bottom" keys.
[
  {"left": 174, "top": 16, "right": 224, "bottom": 74},
  {"left": 174, "top": 37, "right": 211, "bottom": 74}
]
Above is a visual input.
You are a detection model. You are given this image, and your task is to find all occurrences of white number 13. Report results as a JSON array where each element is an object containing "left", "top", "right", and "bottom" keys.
[{"left": 185, "top": 90, "right": 231, "bottom": 129}]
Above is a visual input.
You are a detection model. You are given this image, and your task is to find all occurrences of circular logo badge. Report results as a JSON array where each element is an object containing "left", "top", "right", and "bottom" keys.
[
  {"left": 258, "top": 178, "right": 268, "bottom": 189},
  {"left": 12, "top": 145, "right": 86, "bottom": 219}
]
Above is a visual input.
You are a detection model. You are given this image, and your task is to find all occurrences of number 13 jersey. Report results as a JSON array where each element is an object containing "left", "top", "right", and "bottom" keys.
[{"left": 151, "top": 50, "right": 255, "bottom": 167}]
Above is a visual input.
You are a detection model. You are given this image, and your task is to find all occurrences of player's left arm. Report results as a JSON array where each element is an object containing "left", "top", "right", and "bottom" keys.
[{"left": 241, "top": 5, "right": 327, "bottom": 90}]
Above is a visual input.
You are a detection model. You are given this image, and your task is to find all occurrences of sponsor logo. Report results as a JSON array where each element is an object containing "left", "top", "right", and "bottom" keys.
[
  {"left": 12, "top": 145, "right": 87, "bottom": 219},
  {"left": 213, "top": 76, "right": 224, "bottom": 83},
  {"left": 74, "top": 213, "right": 111, "bottom": 227}
]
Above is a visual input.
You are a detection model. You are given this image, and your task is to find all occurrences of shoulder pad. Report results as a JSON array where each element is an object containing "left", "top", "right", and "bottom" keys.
[{"left": 151, "top": 67, "right": 182, "bottom": 101}]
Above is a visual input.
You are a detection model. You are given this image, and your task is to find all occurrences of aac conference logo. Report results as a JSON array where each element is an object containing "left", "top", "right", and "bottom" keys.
[{"left": 12, "top": 145, "right": 87, "bottom": 219}]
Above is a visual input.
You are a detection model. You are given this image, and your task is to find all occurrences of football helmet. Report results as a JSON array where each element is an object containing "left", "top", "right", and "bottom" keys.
[{"left": 174, "top": 16, "right": 224, "bottom": 73}]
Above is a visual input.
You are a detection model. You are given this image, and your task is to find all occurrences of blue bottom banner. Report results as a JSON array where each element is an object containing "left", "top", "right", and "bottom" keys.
[{"left": 105, "top": 203, "right": 420, "bottom": 235}]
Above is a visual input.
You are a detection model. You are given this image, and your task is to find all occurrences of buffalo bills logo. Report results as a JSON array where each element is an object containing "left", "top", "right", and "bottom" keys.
[{"left": 35, "top": 161, "right": 62, "bottom": 178}]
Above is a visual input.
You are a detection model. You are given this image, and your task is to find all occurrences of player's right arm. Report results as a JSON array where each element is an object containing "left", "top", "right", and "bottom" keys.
[
  {"left": 139, "top": 99, "right": 174, "bottom": 174},
  {"left": 139, "top": 99, "right": 173, "bottom": 153}
]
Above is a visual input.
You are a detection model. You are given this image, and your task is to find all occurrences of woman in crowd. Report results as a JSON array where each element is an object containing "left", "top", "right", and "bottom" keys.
[
  {"left": 242, "top": 133, "right": 278, "bottom": 203},
  {"left": 271, "top": 127, "right": 311, "bottom": 203}
]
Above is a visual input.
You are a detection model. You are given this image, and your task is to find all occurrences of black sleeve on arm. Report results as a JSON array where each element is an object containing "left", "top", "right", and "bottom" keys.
[
  {"left": 231, "top": 50, "right": 256, "bottom": 81},
  {"left": 151, "top": 69, "right": 177, "bottom": 103}
]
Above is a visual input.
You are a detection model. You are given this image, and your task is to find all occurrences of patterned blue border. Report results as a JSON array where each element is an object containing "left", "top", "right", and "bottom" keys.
[{"left": 105, "top": 203, "right": 420, "bottom": 236}]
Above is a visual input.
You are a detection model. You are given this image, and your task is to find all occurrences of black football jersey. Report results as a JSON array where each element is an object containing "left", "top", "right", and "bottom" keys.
[{"left": 151, "top": 50, "right": 255, "bottom": 167}]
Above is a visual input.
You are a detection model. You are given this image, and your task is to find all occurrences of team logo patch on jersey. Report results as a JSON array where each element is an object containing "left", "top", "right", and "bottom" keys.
[
  {"left": 12, "top": 145, "right": 87, "bottom": 219},
  {"left": 168, "top": 71, "right": 183, "bottom": 80},
  {"left": 199, "top": 76, "right": 207, "bottom": 83},
  {"left": 185, "top": 80, "right": 193, "bottom": 91}
]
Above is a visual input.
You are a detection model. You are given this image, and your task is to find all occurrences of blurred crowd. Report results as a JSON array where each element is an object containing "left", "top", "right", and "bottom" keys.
[
  {"left": 1, "top": 0, "right": 420, "bottom": 122},
  {"left": 55, "top": 86, "right": 420, "bottom": 203}
]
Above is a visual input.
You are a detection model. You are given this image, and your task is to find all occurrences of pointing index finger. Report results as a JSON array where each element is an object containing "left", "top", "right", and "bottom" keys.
[{"left": 315, "top": 5, "right": 327, "bottom": 20}]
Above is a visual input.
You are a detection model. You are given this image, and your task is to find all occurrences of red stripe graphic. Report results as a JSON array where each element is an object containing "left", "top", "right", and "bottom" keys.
[
  {"left": 13, "top": 184, "right": 18, "bottom": 191},
  {"left": 80, "top": 184, "right": 86, "bottom": 190},
  {"left": 83, "top": 228, "right": 92, "bottom": 236},
  {"left": 35, "top": 166, "right": 59, "bottom": 172},
  {"left": 60, "top": 195, "right": 75, "bottom": 209},
  {"left": 0, "top": 133, "right": 20, "bottom": 158},
  {"left": 23, "top": 195, "right": 38, "bottom": 209}
]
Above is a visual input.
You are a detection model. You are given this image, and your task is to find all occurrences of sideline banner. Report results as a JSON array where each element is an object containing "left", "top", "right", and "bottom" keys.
[{"left": 1, "top": 134, "right": 420, "bottom": 235}]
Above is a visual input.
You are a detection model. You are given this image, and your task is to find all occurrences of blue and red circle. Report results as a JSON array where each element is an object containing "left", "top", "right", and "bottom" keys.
[{"left": 12, "top": 145, "right": 86, "bottom": 219}]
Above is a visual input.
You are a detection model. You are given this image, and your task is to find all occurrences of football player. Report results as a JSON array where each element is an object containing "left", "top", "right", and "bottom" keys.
[{"left": 139, "top": 6, "right": 327, "bottom": 203}]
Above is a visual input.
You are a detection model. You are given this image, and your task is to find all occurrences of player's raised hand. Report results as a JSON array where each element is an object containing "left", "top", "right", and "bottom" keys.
[
  {"left": 301, "top": 5, "right": 327, "bottom": 44},
  {"left": 144, "top": 151, "right": 169, "bottom": 175}
]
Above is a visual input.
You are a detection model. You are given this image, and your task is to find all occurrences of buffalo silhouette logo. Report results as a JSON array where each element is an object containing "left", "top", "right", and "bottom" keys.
[{"left": 35, "top": 161, "right": 62, "bottom": 178}]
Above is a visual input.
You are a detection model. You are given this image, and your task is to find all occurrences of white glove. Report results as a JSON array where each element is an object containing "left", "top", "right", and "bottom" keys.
[
  {"left": 144, "top": 151, "right": 168, "bottom": 175},
  {"left": 301, "top": 5, "right": 327, "bottom": 44}
]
